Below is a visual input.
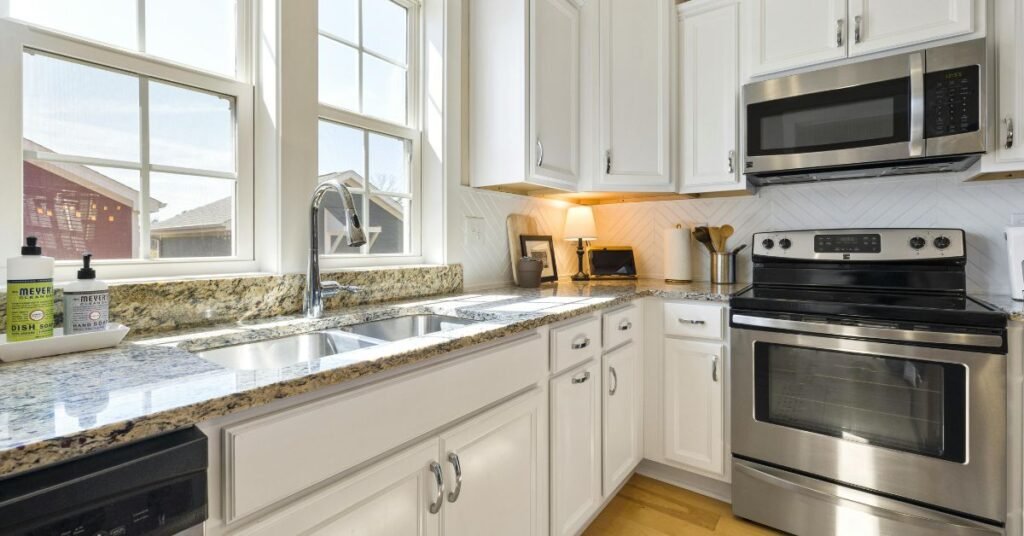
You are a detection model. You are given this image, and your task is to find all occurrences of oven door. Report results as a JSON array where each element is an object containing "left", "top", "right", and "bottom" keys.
[
  {"left": 744, "top": 49, "right": 922, "bottom": 174},
  {"left": 731, "top": 318, "right": 1005, "bottom": 523}
]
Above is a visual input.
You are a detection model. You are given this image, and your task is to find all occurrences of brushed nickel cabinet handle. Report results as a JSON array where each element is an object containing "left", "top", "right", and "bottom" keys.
[
  {"left": 728, "top": 150, "right": 735, "bottom": 173},
  {"left": 429, "top": 462, "right": 444, "bottom": 514},
  {"left": 609, "top": 366, "right": 618, "bottom": 395},
  {"left": 678, "top": 318, "right": 706, "bottom": 326},
  {"left": 1006, "top": 117, "right": 1015, "bottom": 149},
  {"left": 836, "top": 18, "right": 844, "bottom": 47},
  {"left": 606, "top": 150, "right": 612, "bottom": 174},
  {"left": 536, "top": 139, "right": 544, "bottom": 167},
  {"left": 618, "top": 319, "right": 632, "bottom": 331},
  {"left": 446, "top": 452, "right": 463, "bottom": 503},
  {"left": 572, "top": 371, "right": 591, "bottom": 384},
  {"left": 854, "top": 15, "right": 862, "bottom": 44},
  {"left": 711, "top": 356, "right": 719, "bottom": 382},
  {"left": 571, "top": 336, "right": 591, "bottom": 350}
]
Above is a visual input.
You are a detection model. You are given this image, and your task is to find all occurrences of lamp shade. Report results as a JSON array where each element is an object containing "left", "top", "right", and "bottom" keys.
[{"left": 564, "top": 206, "right": 598, "bottom": 241}]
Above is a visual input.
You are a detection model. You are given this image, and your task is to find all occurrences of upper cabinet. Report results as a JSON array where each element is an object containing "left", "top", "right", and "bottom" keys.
[
  {"left": 469, "top": 0, "right": 581, "bottom": 192},
  {"left": 747, "top": 0, "right": 847, "bottom": 77},
  {"left": 593, "top": 0, "right": 674, "bottom": 192},
  {"left": 992, "top": 0, "right": 1024, "bottom": 166},
  {"left": 748, "top": 0, "right": 982, "bottom": 78},
  {"left": 679, "top": 0, "right": 745, "bottom": 193}
]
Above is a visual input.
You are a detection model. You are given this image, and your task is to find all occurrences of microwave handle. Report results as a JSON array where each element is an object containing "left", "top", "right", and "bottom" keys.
[{"left": 909, "top": 52, "right": 925, "bottom": 157}]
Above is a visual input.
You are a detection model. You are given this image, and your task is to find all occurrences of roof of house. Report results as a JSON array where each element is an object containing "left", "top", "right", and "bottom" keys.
[{"left": 151, "top": 196, "right": 232, "bottom": 232}]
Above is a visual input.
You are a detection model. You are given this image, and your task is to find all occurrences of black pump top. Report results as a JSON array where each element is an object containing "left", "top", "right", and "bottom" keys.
[
  {"left": 21, "top": 236, "right": 41, "bottom": 256},
  {"left": 77, "top": 253, "right": 96, "bottom": 280}
]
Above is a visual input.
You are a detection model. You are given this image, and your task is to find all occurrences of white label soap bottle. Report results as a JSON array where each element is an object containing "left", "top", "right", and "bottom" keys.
[{"left": 63, "top": 253, "right": 109, "bottom": 335}]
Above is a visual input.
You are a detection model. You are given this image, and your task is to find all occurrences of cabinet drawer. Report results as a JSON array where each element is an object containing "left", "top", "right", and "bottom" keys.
[
  {"left": 551, "top": 316, "right": 601, "bottom": 374},
  {"left": 663, "top": 302, "right": 724, "bottom": 340},
  {"left": 222, "top": 333, "right": 546, "bottom": 524},
  {"left": 602, "top": 304, "right": 639, "bottom": 350}
]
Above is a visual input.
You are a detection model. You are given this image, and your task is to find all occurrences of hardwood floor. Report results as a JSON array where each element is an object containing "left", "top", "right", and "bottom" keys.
[{"left": 583, "top": 474, "right": 783, "bottom": 536}]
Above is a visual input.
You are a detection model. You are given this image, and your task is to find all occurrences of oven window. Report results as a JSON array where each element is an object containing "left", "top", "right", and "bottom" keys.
[
  {"left": 747, "top": 77, "right": 910, "bottom": 156},
  {"left": 754, "top": 343, "right": 966, "bottom": 462}
]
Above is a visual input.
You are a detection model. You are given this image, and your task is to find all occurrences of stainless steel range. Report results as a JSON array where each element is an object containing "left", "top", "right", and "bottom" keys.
[{"left": 729, "top": 228, "right": 1008, "bottom": 536}]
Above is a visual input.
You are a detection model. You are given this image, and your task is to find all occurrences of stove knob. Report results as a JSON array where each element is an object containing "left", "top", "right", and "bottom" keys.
[
  {"left": 909, "top": 236, "right": 926, "bottom": 250},
  {"left": 779, "top": 238, "right": 792, "bottom": 249},
  {"left": 761, "top": 238, "right": 775, "bottom": 250},
  {"left": 934, "top": 236, "right": 951, "bottom": 249}
]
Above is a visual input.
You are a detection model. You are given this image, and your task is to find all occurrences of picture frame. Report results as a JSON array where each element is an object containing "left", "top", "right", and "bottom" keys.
[{"left": 519, "top": 235, "right": 558, "bottom": 282}]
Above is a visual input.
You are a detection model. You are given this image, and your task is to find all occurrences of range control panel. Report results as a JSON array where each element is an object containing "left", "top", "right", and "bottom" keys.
[
  {"left": 753, "top": 229, "right": 965, "bottom": 261},
  {"left": 925, "top": 65, "right": 980, "bottom": 138}
]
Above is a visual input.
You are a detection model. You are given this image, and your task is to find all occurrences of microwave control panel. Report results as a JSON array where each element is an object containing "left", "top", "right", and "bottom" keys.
[{"left": 924, "top": 65, "right": 980, "bottom": 138}]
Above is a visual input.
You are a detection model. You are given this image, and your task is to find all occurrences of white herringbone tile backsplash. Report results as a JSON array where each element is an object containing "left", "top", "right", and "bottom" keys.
[{"left": 592, "top": 173, "right": 1024, "bottom": 294}]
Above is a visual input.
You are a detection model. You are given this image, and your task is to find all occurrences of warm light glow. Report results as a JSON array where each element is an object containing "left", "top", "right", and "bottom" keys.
[{"left": 563, "top": 206, "right": 598, "bottom": 241}]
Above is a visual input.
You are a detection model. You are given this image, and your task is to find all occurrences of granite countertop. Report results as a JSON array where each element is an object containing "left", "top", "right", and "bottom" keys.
[
  {"left": 975, "top": 294, "right": 1024, "bottom": 322},
  {"left": 0, "top": 279, "right": 742, "bottom": 479}
]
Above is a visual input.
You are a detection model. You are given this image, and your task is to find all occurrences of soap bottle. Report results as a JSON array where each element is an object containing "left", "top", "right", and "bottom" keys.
[
  {"left": 6, "top": 236, "right": 55, "bottom": 341},
  {"left": 63, "top": 253, "right": 109, "bottom": 335}
]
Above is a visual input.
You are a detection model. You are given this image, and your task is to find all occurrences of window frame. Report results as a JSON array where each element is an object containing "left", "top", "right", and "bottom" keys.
[
  {"left": 0, "top": 4, "right": 256, "bottom": 281},
  {"left": 317, "top": 0, "right": 422, "bottom": 265}
]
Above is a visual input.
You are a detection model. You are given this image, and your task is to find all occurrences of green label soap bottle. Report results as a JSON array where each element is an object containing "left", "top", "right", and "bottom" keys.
[{"left": 6, "top": 237, "right": 55, "bottom": 341}]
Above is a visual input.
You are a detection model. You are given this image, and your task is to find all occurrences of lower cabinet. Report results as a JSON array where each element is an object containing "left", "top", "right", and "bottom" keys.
[
  {"left": 550, "top": 359, "right": 602, "bottom": 536},
  {"left": 602, "top": 341, "right": 642, "bottom": 495},
  {"left": 663, "top": 338, "right": 726, "bottom": 477},
  {"left": 232, "top": 389, "right": 546, "bottom": 536}
]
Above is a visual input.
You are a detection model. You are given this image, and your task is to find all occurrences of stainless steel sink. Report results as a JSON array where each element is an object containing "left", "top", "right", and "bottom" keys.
[
  {"left": 340, "top": 314, "right": 476, "bottom": 342},
  {"left": 196, "top": 330, "right": 378, "bottom": 370}
]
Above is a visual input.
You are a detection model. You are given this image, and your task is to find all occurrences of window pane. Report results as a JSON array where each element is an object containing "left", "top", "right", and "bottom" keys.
[
  {"left": 319, "top": 36, "right": 360, "bottom": 111},
  {"left": 23, "top": 53, "right": 140, "bottom": 162},
  {"left": 319, "top": 0, "right": 359, "bottom": 43},
  {"left": 362, "top": 54, "right": 406, "bottom": 124},
  {"left": 368, "top": 132, "right": 409, "bottom": 194},
  {"left": 363, "top": 0, "right": 407, "bottom": 65},
  {"left": 319, "top": 190, "right": 365, "bottom": 255},
  {"left": 150, "top": 81, "right": 235, "bottom": 173},
  {"left": 145, "top": 0, "right": 237, "bottom": 76},
  {"left": 9, "top": 0, "right": 137, "bottom": 50},
  {"left": 23, "top": 161, "right": 141, "bottom": 261},
  {"left": 319, "top": 120, "right": 365, "bottom": 177},
  {"left": 149, "top": 173, "right": 234, "bottom": 258},
  {"left": 368, "top": 196, "right": 407, "bottom": 254}
]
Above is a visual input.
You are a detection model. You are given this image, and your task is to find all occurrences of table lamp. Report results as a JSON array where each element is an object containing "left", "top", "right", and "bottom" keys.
[{"left": 564, "top": 206, "right": 598, "bottom": 281}]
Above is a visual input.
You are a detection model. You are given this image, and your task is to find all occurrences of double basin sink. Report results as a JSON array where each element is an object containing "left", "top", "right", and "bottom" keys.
[{"left": 197, "top": 314, "right": 477, "bottom": 370}]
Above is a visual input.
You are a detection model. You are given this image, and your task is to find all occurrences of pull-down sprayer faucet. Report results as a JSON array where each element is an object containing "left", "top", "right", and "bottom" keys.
[{"left": 304, "top": 176, "right": 368, "bottom": 318}]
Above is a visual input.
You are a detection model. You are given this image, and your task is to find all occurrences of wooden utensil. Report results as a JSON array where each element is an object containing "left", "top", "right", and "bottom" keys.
[
  {"left": 693, "top": 226, "right": 715, "bottom": 253},
  {"left": 720, "top": 224, "right": 734, "bottom": 250},
  {"left": 708, "top": 226, "right": 723, "bottom": 253}
]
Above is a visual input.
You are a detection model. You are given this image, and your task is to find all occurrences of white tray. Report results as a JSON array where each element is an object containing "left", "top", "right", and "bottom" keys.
[{"left": 0, "top": 324, "right": 131, "bottom": 362}]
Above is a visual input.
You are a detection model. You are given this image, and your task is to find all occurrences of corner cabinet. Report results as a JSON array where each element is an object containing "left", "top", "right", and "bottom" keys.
[
  {"left": 592, "top": 0, "right": 675, "bottom": 192},
  {"left": 679, "top": 0, "right": 746, "bottom": 194},
  {"left": 469, "top": 0, "right": 581, "bottom": 193}
]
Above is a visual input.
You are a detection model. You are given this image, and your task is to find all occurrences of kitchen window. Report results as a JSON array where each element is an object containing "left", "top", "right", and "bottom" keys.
[
  {"left": 0, "top": 1, "right": 254, "bottom": 277},
  {"left": 318, "top": 0, "right": 420, "bottom": 258}
]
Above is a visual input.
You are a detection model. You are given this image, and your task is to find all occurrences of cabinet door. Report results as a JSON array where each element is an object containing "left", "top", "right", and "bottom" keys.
[
  {"left": 680, "top": 0, "right": 742, "bottom": 193},
  {"left": 531, "top": 0, "right": 580, "bottom": 188},
  {"left": 550, "top": 361, "right": 602, "bottom": 536},
  {"left": 748, "top": 0, "right": 847, "bottom": 76},
  {"left": 603, "top": 342, "right": 642, "bottom": 496},
  {"left": 663, "top": 339, "right": 725, "bottom": 478},
  {"left": 848, "top": 0, "right": 975, "bottom": 57},
  {"left": 996, "top": 0, "right": 1024, "bottom": 164},
  {"left": 440, "top": 389, "right": 546, "bottom": 536},
  {"left": 233, "top": 440, "right": 442, "bottom": 536},
  {"left": 596, "top": 0, "right": 673, "bottom": 191}
]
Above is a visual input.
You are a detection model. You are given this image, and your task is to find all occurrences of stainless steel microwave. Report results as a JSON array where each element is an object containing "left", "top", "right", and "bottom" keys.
[{"left": 743, "top": 39, "right": 987, "bottom": 185}]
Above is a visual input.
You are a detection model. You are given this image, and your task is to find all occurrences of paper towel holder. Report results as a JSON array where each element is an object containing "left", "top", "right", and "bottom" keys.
[{"left": 665, "top": 224, "right": 693, "bottom": 284}]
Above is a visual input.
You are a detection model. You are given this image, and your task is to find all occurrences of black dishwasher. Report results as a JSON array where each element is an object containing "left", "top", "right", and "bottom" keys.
[{"left": 0, "top": 426, "right": 208, "bottom": 536}]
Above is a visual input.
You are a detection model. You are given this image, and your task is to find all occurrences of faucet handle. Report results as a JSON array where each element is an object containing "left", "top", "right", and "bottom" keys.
[{"left": 321, "top": 280, "right": 361, "bottom": 300}]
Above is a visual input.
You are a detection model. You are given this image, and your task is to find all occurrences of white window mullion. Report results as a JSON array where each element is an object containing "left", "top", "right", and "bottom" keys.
[
  {"left": 356, "top": 0, "right": 365, "bottom": 114},
  {"left": 139, "top": 76, "right": 152, "bottom": 260},
  {"left": 136, "top": 0, "right": 147, "bottom": 53}
]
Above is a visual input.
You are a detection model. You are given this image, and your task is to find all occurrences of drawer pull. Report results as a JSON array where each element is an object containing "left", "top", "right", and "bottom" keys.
[
  {"left": 429, "top": 462, "right": 445, "bottom": 514},
  {"left": 571, "top": 336, "right": 591, "bottom": 350},
  {"left": 618, "top": 320, "right": 633, "bottom": 331},
  {"left": 678, "top": 318, "right": 706, "bottom": 326},
  {"left": 447, "top": 452, "right": 463, "bottom": 503},
  {"left": 572, "top": 371, "right": 591, "bottom": 384},
  {"left": 609, "top": 366, "right": 618, "bottom": 395}
]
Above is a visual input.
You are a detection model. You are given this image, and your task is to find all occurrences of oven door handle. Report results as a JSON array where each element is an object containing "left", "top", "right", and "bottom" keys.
[
  {"left": 731, "top": 314, "right": 1004, "bottom": 349},
  {"left": 909, "top": 51, "right": 925, "bottom": 157},
  {"left": 734, "top": 460, "right": 1003, "bottom": 535}
]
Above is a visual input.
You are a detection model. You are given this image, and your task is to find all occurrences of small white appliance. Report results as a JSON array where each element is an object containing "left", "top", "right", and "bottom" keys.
[{"left": 1007, "top": 227, "right": 1024, "bottom": 301}]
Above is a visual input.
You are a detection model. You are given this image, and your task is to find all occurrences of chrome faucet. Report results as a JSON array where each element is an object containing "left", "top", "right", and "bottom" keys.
[{"left": 304, "top": 177, "right": 368, "bottom": 318}]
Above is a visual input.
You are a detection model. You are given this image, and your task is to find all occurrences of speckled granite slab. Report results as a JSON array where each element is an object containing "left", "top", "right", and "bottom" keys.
[
  {"left": 0, "top": 279, "right": 739, "bottom": 478},
  {"left": 0, "top": 264, "right": 463, "bottom": 337}
]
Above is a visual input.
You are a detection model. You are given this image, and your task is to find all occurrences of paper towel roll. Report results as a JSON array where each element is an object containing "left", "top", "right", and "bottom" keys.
[{"left": 664, "top": 226, "right": 692, "bottom": 283}]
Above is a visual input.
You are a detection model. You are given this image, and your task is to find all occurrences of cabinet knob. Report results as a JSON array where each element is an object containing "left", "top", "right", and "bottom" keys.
[
  {"left": 1006, "top": 117, "right": 1015, "bottom": 150},
  {"left": 429, "top": 462, "right": 445, "bottom": 514}
]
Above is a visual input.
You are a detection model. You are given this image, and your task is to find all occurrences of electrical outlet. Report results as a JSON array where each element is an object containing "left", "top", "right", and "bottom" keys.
[
  {"left": 465, "top": 216, "right": 484, "bottom": 245},
  {"left": 1012, "top": 214, "right": 1024, "bottom": 226}
]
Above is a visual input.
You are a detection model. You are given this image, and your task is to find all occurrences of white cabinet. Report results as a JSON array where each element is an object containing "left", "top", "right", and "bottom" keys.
[
  {"left": 602, "top": 342, "right": 642, "bottom": 496},
  {"left": 992, "top": 0, "right": 1024, "bottom": 165},
  {"left": 663, "top": 339, "right": 726, "bottom": 478},
  {"left": 847, "top": 0, "right": 975, "bottom": 57},
  {"left": 469, "top": 0, "right": 580, "bottom": 192},
  {"left": 441, "top": 390, "right": 547, "bottom": 536},
  {"left": 550, "top": 360, "right": 602, "bottom": 536},
  {"left": 679, "top": 0, "right": 744, "bottom": 193},
  {"left": 747, "top": 0, "right": 847, "bottom": 76},
  {"left": 594, "top": 0, "right": 674, "bottom": 192}
]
